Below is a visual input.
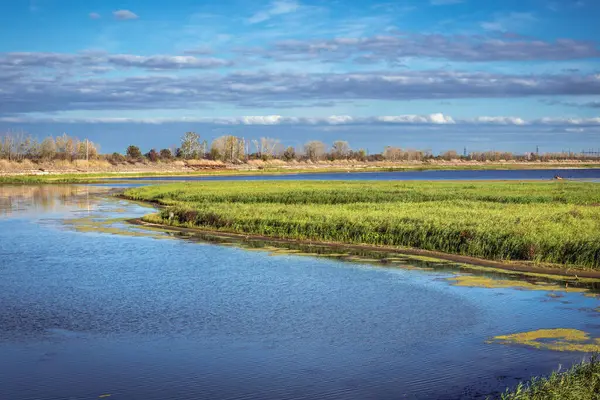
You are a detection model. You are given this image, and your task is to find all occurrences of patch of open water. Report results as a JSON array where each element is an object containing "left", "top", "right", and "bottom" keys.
[
  {"left": 1, "top": 184, "right": 599, "bottom": 400},
  {"left": 114, "top": 168, "right": 600, "bottom": 182}
]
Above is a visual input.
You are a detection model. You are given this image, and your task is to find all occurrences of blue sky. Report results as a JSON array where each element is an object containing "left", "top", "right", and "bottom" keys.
[{"left": 0, "top": 0, "right": 598, "bottom": 153}]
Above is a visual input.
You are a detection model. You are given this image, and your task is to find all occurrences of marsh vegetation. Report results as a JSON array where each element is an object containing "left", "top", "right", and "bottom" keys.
[
  {"left": 124, "top": 181, "right": 600, "bottom": 269},
  {"left": 498, "top": 356, "right": 600, "bottom": 400}
]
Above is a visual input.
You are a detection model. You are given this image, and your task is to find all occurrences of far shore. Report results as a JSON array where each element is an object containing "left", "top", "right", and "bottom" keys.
[{"left": 2, "top": 158, "right": 600, "bottom": 183}]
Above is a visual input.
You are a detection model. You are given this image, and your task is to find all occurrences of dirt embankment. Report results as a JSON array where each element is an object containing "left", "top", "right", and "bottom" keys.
[
  {"left": 2, "top": 158, "right": 600, "bottom": 176},
  {"left": 0, "top": 159, "right": 229, "bottom": 176}
]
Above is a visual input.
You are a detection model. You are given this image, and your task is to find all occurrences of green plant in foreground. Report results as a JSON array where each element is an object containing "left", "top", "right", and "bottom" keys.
[{"left": 498, "top": 356, "right": 600, "bottom": 400}]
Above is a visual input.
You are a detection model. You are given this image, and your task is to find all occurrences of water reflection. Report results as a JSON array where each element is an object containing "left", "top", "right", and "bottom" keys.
[
  {"left": 2, "top": 184, "right": 600, "bottom": 400},
  {"left": 0, "top": 185, "right": 111, "bottom": 217},
  {"left": 154, "top": 229, "right": 600, "bottom": 294}
]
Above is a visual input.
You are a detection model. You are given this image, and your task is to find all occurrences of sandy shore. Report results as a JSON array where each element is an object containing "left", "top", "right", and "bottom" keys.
[{"left": 2, "top": 158, "right": 600, "bottom": 176}]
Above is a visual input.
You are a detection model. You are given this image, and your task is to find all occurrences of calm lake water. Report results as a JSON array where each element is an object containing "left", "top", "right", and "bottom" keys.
[
  {"left": 120, "top": 168, "right": 600, "bottom": 182},
  {"left": 1, "top": 184, "right": 599, "bottom": 400}
]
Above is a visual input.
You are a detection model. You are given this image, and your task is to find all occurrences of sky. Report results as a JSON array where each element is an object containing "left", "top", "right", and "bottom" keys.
[{"left": 0, "top": 0, "right": 599, "bottom": 154}]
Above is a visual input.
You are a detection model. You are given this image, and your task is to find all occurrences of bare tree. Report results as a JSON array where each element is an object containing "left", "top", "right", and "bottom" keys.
[
  {"left": 1, "top": 133, "right": 15, "bottom": 160},
  {"left": 211, "top": 135, "right": 246, "bottom": 162},
  {"left": 331, "top": 140, "right": 351, "bottom": 159},
  {"left": 39, "top": 137, "right": 57, "bottom": 160},
  {"left": 383, "top": 146, "right": 402, "bottom": 161},
  {"left": 260, "top": 137, "right": 281, "bottom": 159},
  {"left": 76, "top": 139, "right": 99, "bottom": 160},
  {"left": 304, "top": 141, "right": 327, "bottom": 162},
  {"left": 440, "top": 150, "right": 458, "bottom": 161},
  {"left": 180, "top": 132, "right": 203, "bottom": 159}
]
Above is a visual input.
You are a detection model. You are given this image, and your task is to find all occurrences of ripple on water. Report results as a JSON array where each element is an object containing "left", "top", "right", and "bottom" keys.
[{"left": 1, "top": 184, "right": 600, "bottom": 400}]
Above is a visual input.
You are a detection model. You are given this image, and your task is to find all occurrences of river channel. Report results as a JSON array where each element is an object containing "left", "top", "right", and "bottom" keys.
[{"left": 1, "top": 182, "right": 599, "bottom": 400}]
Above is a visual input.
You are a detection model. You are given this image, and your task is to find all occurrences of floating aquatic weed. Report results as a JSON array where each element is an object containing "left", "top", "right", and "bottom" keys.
[
  {"left": 62, "top": 215, "right": 172, "bottom": 240},
  {"left": 389, "top": 264, "right": 435, "bottom": 271},
  {"left": 447, "top": 275, "right": 588, "bottom": 293},
  {"left": 407, "top": 255, "right": 452, "bottom": 263},
  {"left": 489, "top": 328, "right": 600, "bottom": 352},
  {"left": 457, "top": 263, "right": 600, "bottom": 284}
]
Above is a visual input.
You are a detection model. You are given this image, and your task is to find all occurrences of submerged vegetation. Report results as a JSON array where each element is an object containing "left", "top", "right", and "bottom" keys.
[
  {"left": 124, "top": 181, "right": 600, "bottom": 269},
  {"left": 447, "top": 276, "right": 588, "bottom": 292},
  {"left": 497, "top": 356, "right": 600, "bottom": 400}
]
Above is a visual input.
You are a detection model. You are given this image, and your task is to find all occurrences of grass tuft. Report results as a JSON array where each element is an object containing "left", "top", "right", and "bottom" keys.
[{"left": 497, "top": 356, "right": 600, "bottom": 400}]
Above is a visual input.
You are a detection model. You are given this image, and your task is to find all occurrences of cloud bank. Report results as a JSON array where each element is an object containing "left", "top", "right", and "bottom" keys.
[{"left": 1, "top": 114, "right": 598, "bottom": 127}]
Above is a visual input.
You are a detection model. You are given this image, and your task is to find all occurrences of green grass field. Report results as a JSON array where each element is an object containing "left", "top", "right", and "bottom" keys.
[{"left": 124, "top": 181, "right": 600, "bottom": 269}]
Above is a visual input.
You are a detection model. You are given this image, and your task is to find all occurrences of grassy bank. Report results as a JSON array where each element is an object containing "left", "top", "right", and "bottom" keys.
[
  {"left": 498, "top": 356, "right": 600, "bottom": 399},
  {"left": 124, "top": 181, "right": 600, "bottom": 269}
]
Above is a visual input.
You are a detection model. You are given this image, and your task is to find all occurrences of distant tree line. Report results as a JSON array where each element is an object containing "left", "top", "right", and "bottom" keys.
[
  {"left": 2, "top": 130, "right": 599, "bottom": 164},
  {"left": 0, "top": 132, "right": 99, "bottom": 161}
]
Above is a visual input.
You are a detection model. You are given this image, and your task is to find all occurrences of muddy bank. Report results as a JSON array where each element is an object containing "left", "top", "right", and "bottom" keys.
[{"left": 128, "top": 218, "right": 600, "bottom": 280}]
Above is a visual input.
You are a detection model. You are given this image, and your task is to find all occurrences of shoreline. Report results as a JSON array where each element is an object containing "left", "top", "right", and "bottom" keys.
[
  {"left": 128, "top": 217, "right": 600, "bottom": 280},
  {"left": 2, "top": 162, "right": 600, "bottom": 184}
]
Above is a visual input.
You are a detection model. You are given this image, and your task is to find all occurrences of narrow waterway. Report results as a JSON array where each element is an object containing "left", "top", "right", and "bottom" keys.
[
  {"left": 1, "top": 184, "right": 599, "bottom": 400},
  {"left": 117, "top": 168, "right": 600, "bottom": 182}
]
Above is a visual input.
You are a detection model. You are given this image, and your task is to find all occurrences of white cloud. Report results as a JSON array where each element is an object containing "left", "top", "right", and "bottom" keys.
[
  {"left": 471, "top": 116, "right": 527, "bottom": 125},
  {"left": 3, "top": 114, "right": 597, "bottom": 127},
  {"left": 260, "top": 33, "right": 600, "bottom": 63},
  {"left": 429, "top": 113, "right": 455, "bottom": 124},
  {"left": 536, "top": 117, "right": 600, "bottom": 125},
  {"left": 107, "top": 54, "right": 232, "bottom": 69},
  {"left": 248, "top": 0, "right": 299, "bottom": 24},
  {"left": 375, "top": 114, "right": 455, "bottom": 124},
  {"left": 113, "top": 10, "right": 139, "bottom": 20},
  {"left": 326, "top": 115, "right": 354, "bottom": 124},
  {"left": 89, "top": 12, "right": 101, "bottom": 19},
  {"left": 240, "top": 115, "right": 285, "bottom": 125}
]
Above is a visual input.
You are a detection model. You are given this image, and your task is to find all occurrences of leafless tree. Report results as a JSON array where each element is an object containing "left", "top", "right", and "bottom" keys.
[
  {"left": 211, "top": 135, "right": 246, "bottom": 162},
  {"left": 331, "top": 140, "right": 351, "bottom": 159},
  {"left": 304, "top": 141, "right": 327, "bottom": 162}
]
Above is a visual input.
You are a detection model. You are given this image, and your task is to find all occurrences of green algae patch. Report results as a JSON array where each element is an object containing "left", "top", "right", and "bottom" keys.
[
  {"left": 266, "top": 248, "right": 303, "bottom": 254},
  {"left": 62, "top": 215, "right": 174, "bottom": 240},
  {"left": 406, "top": 255, "right": 453, "bottom": 263},
  {"left": 391, "top": 264, "right": 435, "bottom": 271},
  {"left": 489, "top": 329, "right": 600, "bottom": 352},
  {"left": 456, "top": 263, "right": 600, "bottom": 284},
  {"left": 447, "top": 275, "right": 588, "bottom": 293}
]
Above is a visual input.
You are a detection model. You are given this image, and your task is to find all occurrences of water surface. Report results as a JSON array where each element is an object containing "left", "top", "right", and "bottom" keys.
[
  {"left": 118, "top": 168, "right": 600, "bottom": 182},
  {"left": 1, "top": 184, "right": 599, "bottom": 400}
]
